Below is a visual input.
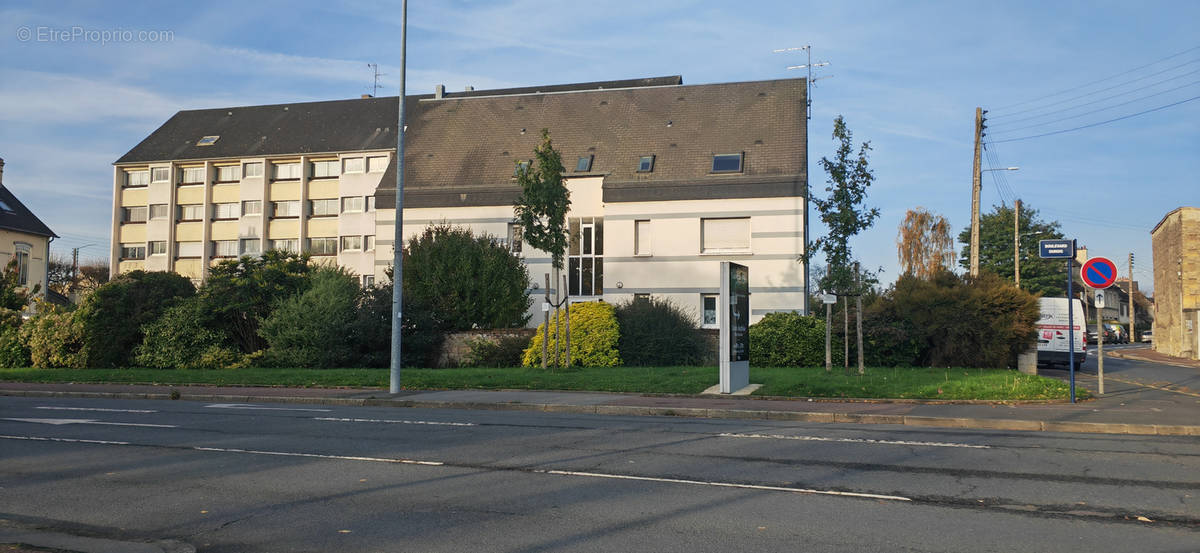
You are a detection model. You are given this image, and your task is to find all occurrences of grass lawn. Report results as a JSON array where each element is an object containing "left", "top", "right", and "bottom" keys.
[{"left": 0, "top": 366, "right": 1084, "bottom": 401}]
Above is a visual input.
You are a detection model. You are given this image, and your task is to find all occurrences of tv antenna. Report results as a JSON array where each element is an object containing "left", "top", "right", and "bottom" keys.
[{"left": 367, "top": 63, "right": 386, "bottom": 97}]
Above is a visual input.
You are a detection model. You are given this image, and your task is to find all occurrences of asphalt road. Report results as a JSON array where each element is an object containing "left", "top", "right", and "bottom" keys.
[{"left": 2, "top": 395, "right": 1197, "bottom": 552}]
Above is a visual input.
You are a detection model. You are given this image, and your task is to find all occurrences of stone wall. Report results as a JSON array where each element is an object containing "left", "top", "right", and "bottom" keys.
[
  {"left": 435, "top": 329, "right": 537, "bottom": 368},
  {"left": 1151, "top": 207, "right": 1200, "bottom": 359}
]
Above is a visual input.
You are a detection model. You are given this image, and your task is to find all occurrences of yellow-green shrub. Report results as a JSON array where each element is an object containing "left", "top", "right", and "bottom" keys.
[{"left": 523, "top": 301, "right": 620, "bottom": 367}]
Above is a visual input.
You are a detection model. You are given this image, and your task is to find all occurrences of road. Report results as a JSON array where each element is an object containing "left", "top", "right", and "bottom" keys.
[{"left": 1, "top": 395, "right": 1197, "bottom": 552}]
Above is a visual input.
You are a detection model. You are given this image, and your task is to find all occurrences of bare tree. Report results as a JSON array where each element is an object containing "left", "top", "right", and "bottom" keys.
[{"left": 897, "top": 207, "right": 956, "bottom": 278}]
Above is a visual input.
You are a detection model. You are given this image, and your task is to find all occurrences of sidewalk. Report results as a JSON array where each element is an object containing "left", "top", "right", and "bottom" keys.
[
  {"left": 2, "top": 374, "right": 1197, "bottom": 437},
  {"left": 1106, "top": 345, "right": 1200, "bottom": 368}
]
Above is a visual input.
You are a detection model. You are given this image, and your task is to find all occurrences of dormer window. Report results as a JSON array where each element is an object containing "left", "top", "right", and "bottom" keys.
[
  {"left": 712, "top": 153, "right": 743, "bottom": 173},
  {"left": 575, "top": 155, "right": 593, "bottom": 172},
  {"left": 637, "top": 155, "right": 655, "bottom": 172}
]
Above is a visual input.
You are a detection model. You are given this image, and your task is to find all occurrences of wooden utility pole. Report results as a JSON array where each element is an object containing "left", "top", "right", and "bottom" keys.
[
  {"left": 969, "top": 107, "right": 984, "bottom": 277},
  {"left": 1014, "top": 199, "right": 1021, "bottom": 287},
  {"left": 1128, "top": 253, "right": 1135, "bottom": 344}
]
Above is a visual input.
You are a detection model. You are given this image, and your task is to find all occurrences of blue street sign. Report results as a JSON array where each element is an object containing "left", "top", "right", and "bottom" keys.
[{"left": 1039, "top": 239, "right": 1074, "bottom": 259}]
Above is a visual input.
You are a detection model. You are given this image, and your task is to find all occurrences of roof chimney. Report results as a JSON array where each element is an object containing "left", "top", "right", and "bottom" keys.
[
  {"left": 0, "top": 157, "right": 5, "bottom": 185},
  {"left": 361, "top": 94, "right": 373, "bottom": 99},
  {"left": 464, "top": 85, "right": 474, "bottom": 92},
  {"left": 435, "top": 84, "right": 445, "bottom": 99}
]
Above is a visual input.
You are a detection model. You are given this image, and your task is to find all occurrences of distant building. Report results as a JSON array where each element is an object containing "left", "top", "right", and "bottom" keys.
[
  {"left": 0, "top": 158, "right": 57, "bottom": 303},
  {"left": 1150, "top": 206, "right": 1199, "bottom": 359},
  {"left": 112, "top": 76, "right": 810, "bottom": 326}
]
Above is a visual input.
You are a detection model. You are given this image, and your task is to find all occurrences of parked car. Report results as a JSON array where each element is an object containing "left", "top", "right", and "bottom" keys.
[{"left": 1141, "top": 330, "right": 1153, "bottom": 343}]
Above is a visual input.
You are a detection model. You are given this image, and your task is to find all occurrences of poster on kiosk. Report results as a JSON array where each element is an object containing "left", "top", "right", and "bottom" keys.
[{"left": 720, "top": 262, "right": 750, "bottom": 393}]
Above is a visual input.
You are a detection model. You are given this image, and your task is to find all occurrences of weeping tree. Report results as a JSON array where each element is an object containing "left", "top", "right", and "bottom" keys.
[
  {"left": 513, "top": 129, "right": 570, "bottom": 368},
  {"left": 897, "top": 207, "right": 956, "bottom": 279}
]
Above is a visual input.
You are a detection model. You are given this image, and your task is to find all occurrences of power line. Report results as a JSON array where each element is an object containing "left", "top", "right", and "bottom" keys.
[
  {"left": 989, "top": 95, "right": 1200, "bottom": 144},
  {"left": 991, "top": 58, "right": 1200, "bottom": 119},
  {"left": 990, "top": 45, "right": 1200, "bottom": 112},
  {"left": 990, "top": 68, "right": 1200, "bottom": 127},
  {"left": 991, "top": 79, "right": 1200, "bottom": 135}
]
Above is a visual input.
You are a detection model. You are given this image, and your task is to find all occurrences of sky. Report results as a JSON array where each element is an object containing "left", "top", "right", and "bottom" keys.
[{"left": 1, "top": 0, "right": 1196, "bottom": 294}]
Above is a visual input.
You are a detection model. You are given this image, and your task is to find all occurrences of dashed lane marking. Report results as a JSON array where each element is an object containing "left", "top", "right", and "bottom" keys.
[
  {"left": 314, "top": 417, "right": 475, "bottom": 427},
  {"left": 717, "top": 432, "right": 991, "bottom": 449},
  {"left": 2, "top": 417, "right": 176, "bottom": 428},
  {"left": 36, "top": 406, "right": 157, "bottom": 413}
]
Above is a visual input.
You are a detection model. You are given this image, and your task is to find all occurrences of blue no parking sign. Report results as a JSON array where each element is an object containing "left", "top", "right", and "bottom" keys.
[{"left": 1080, "top": 257, "right": 1118, "bottom": 289}]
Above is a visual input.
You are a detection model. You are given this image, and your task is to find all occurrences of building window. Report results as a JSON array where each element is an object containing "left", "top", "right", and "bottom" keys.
[
  {"left": 514, "top": 160, "right": 531, "bottom": 177},
  {"left": 149, "top": 204, "right": 169, "bottom": 220},
  {"left": 175, "top": 241, "right": 202, "bottom": 258},
  {"left": 701, "top": 294, "right": 718, "bottom": 328},
  {"left": 271, "top": 200, "right": 300, "bottom": 218},
  {"left": 361, "top": 275, "right": 376, "bottom": 288},
  {"left": 505, "top": 223, "right": 523, "bottom": 254},
  {"left": 125, "top": 170, "right": 149, "bottom": 187},
  {"left": 366, "top": 196, "right": 377, "bottom": 211},
  {"left": 269, "top": 239, "right": 299, "bottom": 253},
  {"left": 120, "top": 243, "right": 145, "bottom": 261},
  {"left": 700, "top": 217, "right": 751, "bottom": 253},
  {"left": 243, "top": 162, "right": 264, "bottom": 178},
  {"left": 343, "top": 158, "right": 365, "bottom": 173},
  {"left": 367, "top": 156, "right": 388, "bottom": 173},
  {"left": 365, "top": 235, "right": 376, "bottom": 251},
  {"left": 178, "top": 204, "right": 204, "bottom": 221},
  {"left": 212, "top": 240, "right": 239, "bottom": 257},
  {"left": 634, "top": 219, "right": 651, "bottom": 256},
  {"left": 712, "top": 153, "right": 744, "bottom": 173},
  {"left": 149, "top": 241, "right": 167, "bottom": 256},
  {"left": 215, "top": 165, "right": 241, "bottom": 182},
  {"left": 122, "top": 206, "right": 148, "bottom": 223},
  {"left": 14, "top": 244, "right": 30, "bottom": 285},
  {"left": 634, "top": 293, "right": 651, "bottom": 302},
  {"left": 311, "top": 160, "right": 339, "bottom": 178},
  {"left": 212, "top": 202, "right": 239, "bottom": 220},
  {"left": 309, "top": 237, "right": 337, "bottom": 255},
  {"left": 341, "top": 196, "right": 364, "bottom": 213},
  {"left": 340, "top": 235, "right": 362, "bottom": 252},
  {"left": 240, "top": 239, "right": 261, "bottom": 256},
  {"left": 273, "top": 162, "right": 301, "bottom": 180},
  {"left": 637, "top": 155, "right": 655, "bottom": 172},
  {"left": 151, "top": 167, "right": 170, "bottom": 183},
  {"left": 179, "top": 167, "right": 205, "bottom": 184},
  {"left": 576, "top": 155, "right": 593, "bottom": 172},
  {"left": 568, "top": 217, "right": 603, "bottom": 296},
  {"left": 241, "top": 200, "right": 262, "bottom": 215},
  {"left": 309, "top": 199, "right": 338, "bottom": 217}
]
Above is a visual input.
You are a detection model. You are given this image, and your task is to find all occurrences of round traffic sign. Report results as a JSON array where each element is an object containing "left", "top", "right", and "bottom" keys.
[{"left": 1080, "top": 257, "right": 1118, "bottom": 289}]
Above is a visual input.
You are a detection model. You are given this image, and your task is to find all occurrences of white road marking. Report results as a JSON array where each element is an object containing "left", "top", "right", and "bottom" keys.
[
  {"left": 718, "top": 432, "right": 990, "bottom": 449},
  {"left": 37, "top": 406, "right": 157, "bottom": 413},
  {"left": 537, "top": 469, "right": 912, "bottom": 502},
  {"left": 1, "top": 434, "right": 130, "bottom": 445},
  {"left": 314, "top": 417, "right": 475, "bottom": 427},
  {"left": 0, "top": 434, "right": 912, "bottom": 503},
  {"left": 205, "top": 403, "right": 331, "bottom": 412},
  {"left": 2, "top": 418, "right": 176, "bottom": 428}
]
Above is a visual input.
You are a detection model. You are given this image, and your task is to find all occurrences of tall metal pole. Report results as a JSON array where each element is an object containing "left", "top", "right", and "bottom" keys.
[
  {"left": 1014, "top": 199, "right": 1021, "bottom": 287},
  {"left": 389, "top": 0, "right": 407, "bottom": 394},
  {"left": 969, "top": 107, "right": 983, "bottom": 277},
  {"left": 1067, "top": 239, "right": 1076, "bottom": 403}
]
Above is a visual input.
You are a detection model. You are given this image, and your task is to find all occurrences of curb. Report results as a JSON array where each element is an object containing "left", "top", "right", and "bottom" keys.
[{"left": 4, "top": 389, "right": 1198, "bottom": 437}]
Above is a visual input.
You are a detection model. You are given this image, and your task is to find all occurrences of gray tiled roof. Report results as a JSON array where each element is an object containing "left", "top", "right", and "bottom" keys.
[{"left": 0, "top": 184, "right": 56, "bottom": 238}]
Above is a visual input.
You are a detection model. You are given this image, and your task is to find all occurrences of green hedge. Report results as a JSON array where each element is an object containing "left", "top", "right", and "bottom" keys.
[
  {"left": 615, "top": 297, "right": 706, "bottom": 366},
  {"left": 749, "top": 312, "right": 834, "bottom": 367}
]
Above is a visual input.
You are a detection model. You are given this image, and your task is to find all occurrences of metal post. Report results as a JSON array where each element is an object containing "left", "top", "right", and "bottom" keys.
[
  {"left": 1014, "top": 199, "right": 1021, "bottom": 287},
  {"left": 1128, "top": 254, "right": 1135, "bottom": 346},
  {"left": 563, "top": 274, "right": 571, "bottom": 368},
  {"left": 388, "top": 0, "right": 407, "bottom": 394},
  {"left": 825, "top": 297, "right": 832, "bottom": 372},
  {"left": 1097, "top": 312, "right": 1104, "bottom": 395},
  {"left": 542, "top": 273, "right": 550, "bottom": 370},
  {"left": 1067, "top": 240, "right": 1076, "bottom": 403},
  {"left": 855, "top": 262, "right": 864, "bottom": 375}
]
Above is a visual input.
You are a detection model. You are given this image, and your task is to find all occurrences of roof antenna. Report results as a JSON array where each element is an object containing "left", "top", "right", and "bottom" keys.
[{"left": 367, "top": 63, "right": 386, "bottom": 97}]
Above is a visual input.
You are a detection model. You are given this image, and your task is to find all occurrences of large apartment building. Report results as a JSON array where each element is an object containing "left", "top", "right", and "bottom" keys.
[{"left": 112, "top": 76, "right": 809, "bottom": 325}]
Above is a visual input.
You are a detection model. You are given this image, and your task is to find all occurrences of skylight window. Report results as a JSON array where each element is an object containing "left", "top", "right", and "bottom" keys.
[
  {"left": 0, "top": 200, "right": 12, "bottom": 213},
  {"left": 575, "top": 155, "right": 593, "bottom": 172},
  {"left": 196, "top": 135, "right": 220, "bottom": 146},
  {"left": 712, "top": 153, "right": 743, "bottom": 173},
  {"left": 637, "top": 155, "right": 655, "bottom": 172},
  {"left": 513, "top": 160, "right": 531, "bottom": 177}
]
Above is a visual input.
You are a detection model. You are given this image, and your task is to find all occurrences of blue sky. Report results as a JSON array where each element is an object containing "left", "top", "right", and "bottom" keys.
[{"left": 1, "top": 0, "right": 1195, "bottom": 293}]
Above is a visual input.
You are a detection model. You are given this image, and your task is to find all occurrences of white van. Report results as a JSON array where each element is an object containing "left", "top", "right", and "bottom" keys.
[{"left": 1036, "top": 297, "right": 1087, "bottom": 368}]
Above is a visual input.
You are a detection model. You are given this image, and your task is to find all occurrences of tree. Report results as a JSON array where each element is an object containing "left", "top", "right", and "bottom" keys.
[
  {"left": 46, "top": 255, "right": 73, "bottom": 295},
  {"left": 259, "top": 267, "right": 360, "bottom": 368},
  {"left": 74, "top": 270, "right": 194, "bottom": 367},
  {"left": 0, "top": 258, "right": 38, "bottom": 312},
  {"left": 202, "top": 250, "right": 313, "bottom": 353},
  {"left": 808, "top": 116, "right": 880, "bottom": 294},
  {"left": 513, "top": 129, "right": 570, "bottom": 270},
  {"left": 957, "top": 202, "right": 1065, "bottom": 296},
  {"left": 77, "top": 261, "right": 109, "bottom": 292},
  {"left": 897, "top": 207, "right": 956, "bottom": 279}
]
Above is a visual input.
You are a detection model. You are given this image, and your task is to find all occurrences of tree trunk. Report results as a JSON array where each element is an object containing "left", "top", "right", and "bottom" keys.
[
  {"left": 541, "top": 273, "right": 549, "bottom": 370},
  {"left": 563, "top": 274, "right": 571, "bottom": 368}
]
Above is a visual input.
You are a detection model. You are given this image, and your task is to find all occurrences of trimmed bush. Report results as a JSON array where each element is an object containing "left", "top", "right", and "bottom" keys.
[
  {"left": 464, "top": 335, "right": 530, "bottom": 368},
  {"left": 22, "top": 308, "right": 87, "bottom": 368},
  {"left": 259, "top": 267, "right": 359, "bottom": 368},
  {"left": 0, "top": 324, "right": 30, "bottom": 368},
  {"left": 614, "top": 297, "right": 706, "bottom": 366},
  {"left": 748, "top": 312, "right": 833, "bottom": 367},
  {"left": 74, "top": 270, "right": 195, "bottom": 368},
  {"left": 523, "top": 301, "right": 621, "bottom": 368}
]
